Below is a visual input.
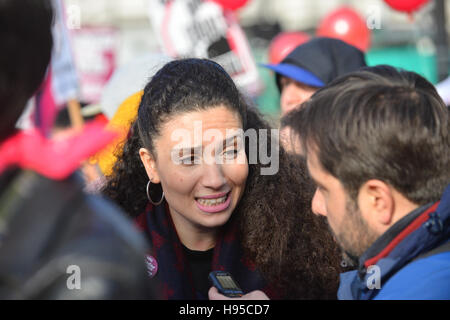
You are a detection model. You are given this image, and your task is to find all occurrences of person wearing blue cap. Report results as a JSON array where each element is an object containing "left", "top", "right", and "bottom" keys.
[{"left": 263, "top": 37, "right": 367, "bottom": 115}]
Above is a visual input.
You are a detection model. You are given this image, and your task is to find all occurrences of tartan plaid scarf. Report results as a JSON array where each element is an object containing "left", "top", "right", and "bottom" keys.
[{"left": 135, "top": 201, "right": 275, "bottom": 299}]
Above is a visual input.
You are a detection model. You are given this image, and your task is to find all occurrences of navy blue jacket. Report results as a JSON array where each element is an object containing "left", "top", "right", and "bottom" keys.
[{"left": 338, "top": 184, "right": 450, "bottom": 300}]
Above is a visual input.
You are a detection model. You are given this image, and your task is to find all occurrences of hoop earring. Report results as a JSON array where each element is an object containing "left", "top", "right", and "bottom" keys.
[{"left": 146, "top": 180, "right": 164, "bottom": 206}]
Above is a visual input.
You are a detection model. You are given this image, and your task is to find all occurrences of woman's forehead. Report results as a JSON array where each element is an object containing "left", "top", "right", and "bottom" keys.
[
  {"left": 160, "top": 105, "right": 242, "bottom": 134},
  {"left": 150, "top": 105, "right": 243, "bottom": 154}
]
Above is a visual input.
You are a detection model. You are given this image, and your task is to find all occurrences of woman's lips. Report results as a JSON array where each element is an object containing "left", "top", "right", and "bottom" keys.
[
  {"left": 195, "top": 191, "right": 231, "bottom": 213},
  {"left": 196, "top": 191, "right": 229, "bottom": 199}
]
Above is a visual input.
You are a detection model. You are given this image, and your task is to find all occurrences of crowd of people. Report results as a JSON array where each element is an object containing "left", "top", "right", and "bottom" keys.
[{"left": 0, "top": 0, "right": 449, "bottom": 300}]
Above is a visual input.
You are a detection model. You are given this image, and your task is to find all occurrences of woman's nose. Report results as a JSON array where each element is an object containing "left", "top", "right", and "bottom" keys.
[{"left": 201, "top": 162, "right": 227, "bottom": 190}]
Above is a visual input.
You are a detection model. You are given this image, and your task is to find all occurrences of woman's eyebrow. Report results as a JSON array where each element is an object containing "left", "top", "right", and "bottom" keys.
[
  {"left": 171, "top": 146, "right": 202, "bottom": 158},
  {"left": 171, "top": 133, "right": 242, "bottom": 156}
]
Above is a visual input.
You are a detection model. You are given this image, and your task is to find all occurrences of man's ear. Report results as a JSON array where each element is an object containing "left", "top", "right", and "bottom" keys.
[
  {"left": 358, "top": 179, "right": 395, "bottom": 228},
  {"left": 139, "top": 148, "right": 161, "bottom": 184}
]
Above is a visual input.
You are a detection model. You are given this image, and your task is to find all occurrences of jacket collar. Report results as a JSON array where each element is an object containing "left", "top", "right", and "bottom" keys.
[
  {"left": 359, "top": 202, "right": 438, "bottom": 271},
  {"left": 338, "top": 184, "right": 450, "bottom": 300}
]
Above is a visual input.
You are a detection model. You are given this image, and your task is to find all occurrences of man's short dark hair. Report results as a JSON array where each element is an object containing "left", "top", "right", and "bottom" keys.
[
  {"left": 0, "top": 0, "right": 53, "bottom": 141},
  {"left": 294, "top": 65, "right": 449, "bottom": 205}
]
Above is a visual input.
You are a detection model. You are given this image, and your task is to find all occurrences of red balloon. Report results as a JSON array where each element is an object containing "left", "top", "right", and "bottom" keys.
[
  {"left": 268, "top": 31, "right": 311, "bottom": 64},
  {"left": 210, "top": 0, "right": 249, "bottom": 11},
  {"left": 317, "top": 7, "right": 370, "bottom": 52},
  {"left": 384, "top": 0, "right": 429, "bottom": 13}
]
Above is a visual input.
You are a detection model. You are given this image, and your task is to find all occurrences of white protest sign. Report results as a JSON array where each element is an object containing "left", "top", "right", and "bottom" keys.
[{"left": 148, "top": 0, "right": 262, "bottom": 96}]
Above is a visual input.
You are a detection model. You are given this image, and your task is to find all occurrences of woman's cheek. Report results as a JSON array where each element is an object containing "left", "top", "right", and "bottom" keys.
[{"left": 224, "top": 161, "right": 248, "bottom": 189}]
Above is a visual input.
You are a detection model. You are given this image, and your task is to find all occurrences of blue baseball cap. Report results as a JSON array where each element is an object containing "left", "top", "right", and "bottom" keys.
[
  {"left": 263, "top": 63, "right": 325, "bottom": 88},
  {"left": 262, "top": 37, "right": 367, "bottom": 92}
]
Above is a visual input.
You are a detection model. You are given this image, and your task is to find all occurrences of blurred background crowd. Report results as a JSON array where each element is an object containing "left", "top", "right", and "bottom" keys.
[
  {"left": 13, "top": 0, "right": 450, "bottom": 182},
  {"left": 21, "top": 0, "right": 448, "bottom": 118}
]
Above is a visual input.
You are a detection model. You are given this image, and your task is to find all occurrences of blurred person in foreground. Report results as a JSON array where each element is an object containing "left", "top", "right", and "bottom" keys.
[
  {"left": 0, "top": 0, "right": 157, "bottom": 299},
  {"left": 211, "top": 65, "right": 450, "bottom": 299}
]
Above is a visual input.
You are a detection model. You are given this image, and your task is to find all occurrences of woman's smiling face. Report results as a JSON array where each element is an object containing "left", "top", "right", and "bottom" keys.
[{"left": 139, "top": 105, "right": 248, "bottom": 244}]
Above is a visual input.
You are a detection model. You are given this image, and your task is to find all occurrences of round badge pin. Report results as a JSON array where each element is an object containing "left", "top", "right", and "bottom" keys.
[{"left": 145, "top": 254, "right": 158, "bottom": 278}]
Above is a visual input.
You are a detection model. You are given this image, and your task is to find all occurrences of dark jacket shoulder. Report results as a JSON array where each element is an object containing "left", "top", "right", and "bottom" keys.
[{"left": 0, "top": 169, "right": 159, "bottom": 299}]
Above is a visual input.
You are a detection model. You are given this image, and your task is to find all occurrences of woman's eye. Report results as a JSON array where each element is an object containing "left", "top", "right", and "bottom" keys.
[
  {"left": 223, "top": 149, "right": 239, "bottom": 158},
  {"left": 181, "top": 155, "right": 197, "bottom": 165}
]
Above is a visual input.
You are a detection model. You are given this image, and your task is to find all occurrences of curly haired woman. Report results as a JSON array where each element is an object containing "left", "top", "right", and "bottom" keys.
[{"left": 102, "top": 58, "right": 342, "bottom": 299}]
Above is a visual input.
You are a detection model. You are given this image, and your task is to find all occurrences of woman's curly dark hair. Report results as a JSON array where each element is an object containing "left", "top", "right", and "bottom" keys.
[{"left": 102, "top": 58, "right": 342, "bottom": 299}]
